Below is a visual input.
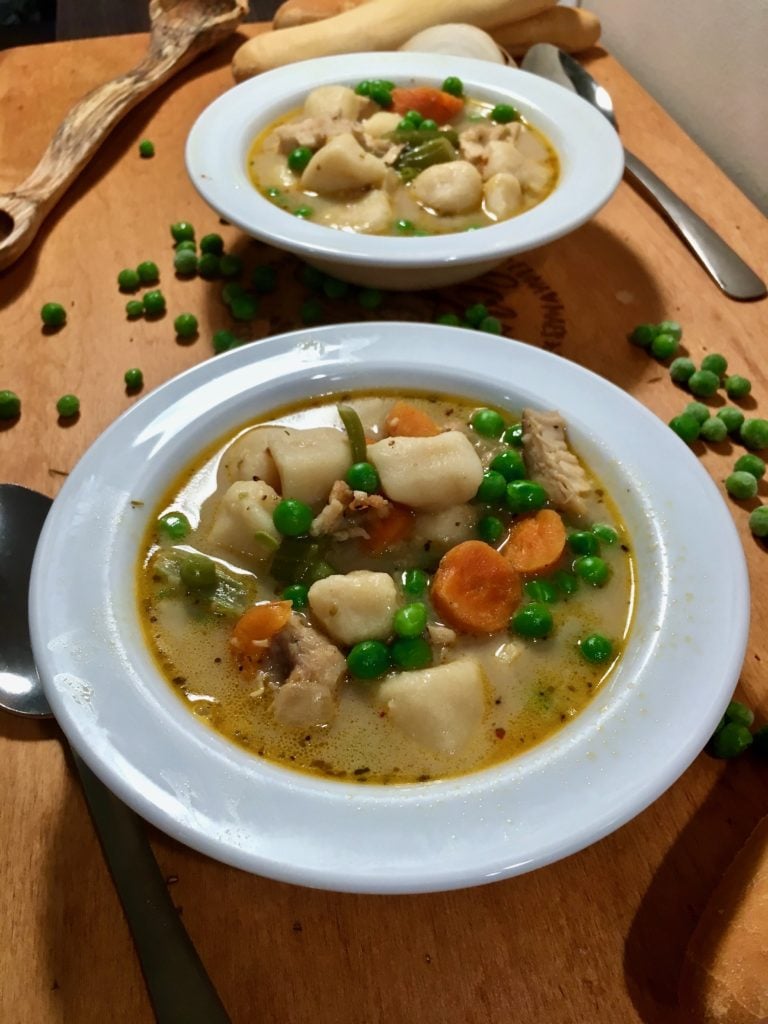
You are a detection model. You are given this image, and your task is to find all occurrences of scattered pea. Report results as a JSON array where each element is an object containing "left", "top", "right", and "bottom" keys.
[
  {"left": 0, "top": 390, "right": 21, "bottom": 419},
  {"left": 725, "top": 471, "right": 758, "bottom": 500},
  {"left": 740, "top": 418, "right": 768, "bottom": 451},
  {"left": 709, "top": 721, "right": 753, "bottom": 759},
  {"left": 199, "top": 233, "right": 224, "bottom": 256},
  {"left": 749, "top": 506, "right": 768, "bottom": 537},
  {"left": 56, "top": 393, "right": 80, "bottom": 418},
  {"left": 173, "top": 249, "right": 198, "bottom": 275},
  {"left": 471, "top": 408, "right": 505, "bottom": 438},
  {"left": 717, "top": 406, "right": 745, "bottom": 434},
  {"left": 511, "top": 602, "right": 553, "bottom": 639},
  {"left": 221, "top": 282, "right": 246, "bottom": 306},
  {"left": 688, "top": 369, "right": 720, "bottom": 398},
  {"left": 464, "top": 302, "right": 489, "bottom": 327},
  {"left": 552, "top": 570, "right": 578, "bottom": 596},
  {"left": 402, "top": 568, "right": 429, "bottom": 597},
  {"left": 179, "top": 552, "right": 216, "bottom": 590},
  {"left": 175, "top": 240, "right": 197, "bottom": 252},
  {"left": 347, "top": 639, "right": 391, "bottom": 679},
  {"left": 657, "top": 320, "right": 682, "bottom": 342},
  {"left": 300, "top": 299, "right": 323, "bottom": 324},
  {"left": 368, "top": 83, "right": 393, "bottom": 107},
  {"left": 288, "top": 146, "right": 313, "bottom": 173},
  {"left": 503, "top": 423, "right": 524, "bottom": 447},
  {"left": 124, "top": 367, "right": 143, "bottom": 390},
  {"left": 591, "top": 523, "right": 618, "bottom": 544},
  {"left": 393, "top": 602, "right": 428, "bottom": 639},
  {"left": 490, "top": 450, "right": 526, "bottom": 482},
  {"left": 628, "top": 323, "right": 656, "bottom": 349},
  {"left": 230, "top": 294, "right": 259, "bottom": 321},
  {"left": 685, "top": 402, "right": 711, "bottom": 425},
  {"left": 357, "top": 287, "right": 383, "bottom": 311},
  {"left": 212, "top": 329, "right": 238, "bottom": 354},
  {"left": 578, "top": 634, "right": 613, "bottom": 663},
  {"left": 125, "top": 299, "right": 144, "bottom": 318},
  {"left": 725, "top": 374, "right": 751, "bottom": 400},
  {"left": 734, "top": 454, "right": 766, "bottom": 479},
  {"left": 669, "top": 357, "right": 696, "bottom": 384},
  {"left": 41, "top": 302, "right": 66, "bottom": 328},
  {"left": 669, "top": 412, "right": 700, "bottom": 444},
  {"left": 435, "top": 312, "right": 461, "bottom": 326},
  {"left": 198, "top": 253, "right": 221, "bottom": 280},
  {"left": 650, "top": 332, "right": 679, "bottom": 360},
  {"left": 170, "top": 221, "right": 195, "bottom": 243},
  {"left": 142, "top": 290, "right": 166, "bottom": 317},
  {"left": 117, "top": 268, "right": 140, "bottom": 292},
  {"left": 322, "top": 276, "right": 349, "bottom": 300},
  {"left": 724, "top": 700, "right": 754, "bottom": 728},
  {"left": 299, "top": 264, "right": 324, "bottom": 290},
  {"left": 136, "top": 260, "right": 159, "bottom": 285},
  {"left": 138, "top": 139, "right": 154, "bottom": 158},
  {"left": 478, "top": 515, "right": 504, "bottom": 544},
  {"left": 250, "top": 265, "right": 277, "bottom": 293},
  {"left": 479, "top": 315, "right": 503, "bottom": 335},
  {"left": 219, "top": 254, "right": 243, "bottom": 278},
  {"left": 568, "top": 531, "right": 599, "bottom": 556},
  {"left": 174, "top": 313, "right": 198, "bottom": 339},
  {"left": 395, "top": 218, "right": 415, "bottom": 233},
  {"left": 700, "top": 416, "right": 728, "bottom": 443},
  {"left": 701, "top": 352, "right": 727, "bottom": 376}
]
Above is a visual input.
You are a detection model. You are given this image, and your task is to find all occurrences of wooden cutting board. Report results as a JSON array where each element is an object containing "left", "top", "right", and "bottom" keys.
[{"left": 0, "top": 25, "right": 767, "bottom": 1024}]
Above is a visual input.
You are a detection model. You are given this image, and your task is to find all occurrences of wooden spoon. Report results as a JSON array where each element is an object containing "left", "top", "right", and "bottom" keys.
[{"left": 0, "top": 0, "right": 249, "bottom": 272}]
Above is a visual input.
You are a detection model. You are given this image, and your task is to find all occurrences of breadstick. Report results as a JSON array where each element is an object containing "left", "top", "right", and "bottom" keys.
[
  {"left": 233, "top": 0, "right": 556, "bottom": 79},
  {"left": 274, "top": 0, "right": 368, "bottom": 30},
  {"left": 492, "top": 7, "right": 601, "bottom": 55},
  {"left": 679, "top": 816, "right": 768, "bottom": 1023}
]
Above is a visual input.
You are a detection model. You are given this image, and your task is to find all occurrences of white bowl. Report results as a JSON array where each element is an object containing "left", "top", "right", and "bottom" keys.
[
  {"left": 29, "top": 323, "right": 748, "bottom": 894},
  {"left": 185, "top": 52, "right": 624, "bottom": 289}
]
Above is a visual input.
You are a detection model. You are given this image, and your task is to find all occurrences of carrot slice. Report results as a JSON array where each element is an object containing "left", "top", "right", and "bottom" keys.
[
  {"left": 504, "top": 509, "right": 567, "bottom": 575},
  {"left": 230, "top": 600, "right": 292, "bottom": 661},
  {"left": 363, "top": 503, "right": 415, "bottom": 554},
  {"left": 390, "top": 87, "right": 464, "bottom": 123},
  {"left": 384, "top": 400, "right": 441, "bottom": 438},
  {"left": 431, "top": 540, "right": 522, "bottom": 635}
]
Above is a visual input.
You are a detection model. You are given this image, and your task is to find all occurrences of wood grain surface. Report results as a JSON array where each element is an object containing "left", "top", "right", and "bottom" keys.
[{"left": 1, "top": 26, "right": 767, "bottom": 1024}]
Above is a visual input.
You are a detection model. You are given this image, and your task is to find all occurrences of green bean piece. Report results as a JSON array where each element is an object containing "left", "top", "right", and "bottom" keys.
[
  {"left": 395, "top": 136, "right": 456, "bottom": 177},
  {"left": 337, "top": 405, "right": 367, "bottom": 463}
]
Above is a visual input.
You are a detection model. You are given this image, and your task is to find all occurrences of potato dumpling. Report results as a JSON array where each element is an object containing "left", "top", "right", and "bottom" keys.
[
  {"left": 318, "top": 189, "right": 392, "bottom": 233},
  {"left": 207, "top": 481, "right": 281, "bottom": 560},
  {"left": 367, "top": 432, "right": 484, "bottom": 510},
  {"left": 308, "top": 570, "right": 397, "bottom": 645},
  {"left": 303, "top": 84, "right": 367, "bottom": 122},
  {"left": 484, "top": 172, "right": 523, "bottom": 221},
  {"left": 411, "top": 160, "right": 484, "bottom": 215},
  {"left": 300, "top": 133, "right": 387, "bottom": 193}
]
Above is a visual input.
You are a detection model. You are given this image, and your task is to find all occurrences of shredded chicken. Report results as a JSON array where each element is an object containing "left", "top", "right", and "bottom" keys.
[
  {"left": 310, "top": 479, "right": 391, "bottom": 538},
  {"left": 427, "top": 623, "right": 457, "bottom": 646},
  {"left": 273, "top": 115, "right": 355, "bottom": 154},
  {"left": 521, "top": 409, "right": 591, "bottom": 519},
  {"left": 458, "top": 121, "right": 521, "bottom": 165},
  {"left": 269, "top": 614, "right": 347, "bottom": 728}
]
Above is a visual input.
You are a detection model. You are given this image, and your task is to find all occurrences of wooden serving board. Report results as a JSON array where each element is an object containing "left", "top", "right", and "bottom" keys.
[{"left": 1, "top": 26, "right": 767, "bottom": 1024}]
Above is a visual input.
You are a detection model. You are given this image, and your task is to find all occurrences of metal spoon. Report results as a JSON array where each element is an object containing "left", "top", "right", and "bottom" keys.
[
  {"left": 0, "top": 483, "right": 231, "bottom": 1024},
  {"left": 524, "top": 47, "right": 766, "bottom": 302},
  {"left": 0, "top": 0, "right": 248, "bottom": 271}
]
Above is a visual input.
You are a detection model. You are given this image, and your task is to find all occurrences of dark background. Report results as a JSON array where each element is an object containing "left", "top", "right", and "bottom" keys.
[{"left": 1, "top": 0, "right": 281, "bottom": 48}]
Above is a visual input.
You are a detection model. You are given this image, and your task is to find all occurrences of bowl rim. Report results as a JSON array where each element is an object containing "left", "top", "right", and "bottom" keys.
[
  {"left": 185, "top": 52, "right": 624, "bottom": 268},
  {"left": 29, "top": 322, "right": 749, "bottom": 893}
]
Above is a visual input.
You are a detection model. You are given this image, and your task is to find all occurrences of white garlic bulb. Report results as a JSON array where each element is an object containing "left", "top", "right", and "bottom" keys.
[{"left": 399, "top": 23, "right": 514, "bottom": 66}]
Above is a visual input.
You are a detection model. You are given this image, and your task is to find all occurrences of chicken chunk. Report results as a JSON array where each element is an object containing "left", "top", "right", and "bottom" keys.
[
  {"left": 207, "top": 481, "right": 281, "bottom": 560},
  {"left": 521, "top": 409, "right": 591, "bottom": 519},
  {"left": 367, "top": 432, "right": 484, "bottom": 510},
  {"left": 308, "top": 570, "right": 397, "bottom": 646},
  {"left": 273, "top": 115, "right": 354, "bottom": 155},
  {"left": 300, "top": 133, "right": 387, "bottom": 193},
  {"left": 411, "top": 160, "right": 483, "bottom": 215},
  {"left": 377, "top": 659, "right": 486, "bottom": 754},
  {"left": 482, "top": 140, "right": 525, "bottom": 181},
  {"left": 270, "top": 614, "right": 347, "bottom": 728}
]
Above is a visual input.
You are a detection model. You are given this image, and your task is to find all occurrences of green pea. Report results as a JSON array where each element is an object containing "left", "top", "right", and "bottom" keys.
[
  {"left": 41, "top": 302, "right": 66, "bottom": 328},
  {"left": 573, "top": 555, "right": 610, "bottom": 587},
  {"left": 175, "top": 240, "right": 197, "bottom": 252},
  {"left": 174, "top": 249, "right": 198, "bottom": 275},
  {"left": 174, "top": 313, "right": 198, "bottom": 339},
  {"left": 490, "top": 103, "right": 519, "bottom": 124},
  {"left": 700, "top": 417, "right": 728, "bottom": 443},
  {"left": 251, "top": 265, "right": 278, "bottom": 293},
  {"left": 354, "top": 80, "right": 372, "bottom": 96},
  {"left": 322, "top": 276, "right": 349, "bottom": 299},
  {"left": 179, "top": 552, "right": 217, "bottom": 589},
  {"left": 749, "top": 505, "right": 768, "bottom": 537},
  {"left": 288, "top": 146, "right": 313, "bottom": 173},
  {"left": 724, "top": 700, "right": 754, "bottom": 728},
  {"left": 170, "top": 221, "right": 195, "bottom": 243},
  {"left": 685, "top": 402, "right": 711, "bottom": 425},
  {"left": 669, "top": 412, "right": 700, "bottom": 444},
  {"left": 657, "top": 320, "right": 682, "bottom": 341},
  {"left": 357, "top": 287, "right": 383, "bottom": 310},
  {"left": 591, "top": 523, "right": 618, "bottom": 544},
  {"left": 701, "top": 352, "right": 727, "bottom": 376},
  {"left": 552, "top": 570, "right": 578, "bottom": 596},
  {"left": 219, "top": 254, "right": 243, "bottom": 278},
  {"left": 506, "top": 480, "right": 547, "bottom": 513},
  {"left": 124, "top": 368, "right": 143, "bottom": 390},
  {"left": 734, "top": 454, "right": 766, "bottom": 479},
  {"left": 464, "top": 302, "right": 489, "bottom": 327},
  {"left": 650, "top": 332, "right": 679, "bottom": 360},
  {"left": 578, "top": 634, "right": 614, "bottom": 663},
  {"left": 725, "top": 471, "right": 758, "bottom": 500},
  {"left": 669, "top": 357, "right": 696, "bottom": 384},
  {"left": 273, "top": 498, "right": 313, "bottom": 537},
  {"left": 442, "top": 76, "right": 464, "bottom": 97},
  {"left": 688, "top": 369, "right": 720, "bottom": 398},
  {"left": 368, "top": 83, "right": 392, "bottom": 107},
  {"left": 212, "top": 329, "right": 238, "bottom": 354},
  {"left": 420, "top": 118, "right": 438, "bottom": 132},
  {"left": 125, "top": 299, "right": 144, "bottom": 319},
  {"left": 402, "top": 568, "right": 429, "bottom": 597},
  {"left": 283, "top": 583, "right": 309, "bottom": 609},
  {"left": 198, "top": 233, "right": 224, "bottom": 256},
  {"left": 197, "top": 253, "right": 221, "bottom": 280},
  {"left": 402, "top": 110, "right": 423, "bottom": 127},
  {"left": 471, "top": 408, "right": 505, "bottom": 438},
  {"left": 479, "top": 316, "right": 503, "bottom": 335},
  {"left": 511, "top": 602, "right": 553, "bottom": 639},
  {"left": 435, "top": 312, "right": 461, "bottom": 326},
  {"left": 393, "top": 602, "right": 428, "bottom": 638},
  {"left": 628, "top": 323, "right": 656, "bottom": 349},
  {"left": 524, "top": 579, "right": 557, "bottom": 603},
  {"left": 138, "top": 139, "right": 154, "bottom": 158},
  {"left": 142, "top": 290, "right": 166, "bottom": 317},
  {"left": 390, "top": 636, "right": 432, "bottom": 671},
  {"left": 503, "top": 423, "right": 524, "bottom": 447},
  {"left": 725, "top": 374, "right": 751, "bottom": 400},
  {"left": 117, "top": 268, "right": 140, "bottom": 292},
  {"left": 0, "top": 390, "right": 21, "bottom": 419},
  {"left": 478, "top": 515, "right": 504, "bottom": 544},
  {"left": 490, "top": 450, "right": 526, "bottom": 482},
  {"left": 221, "top": 282, "right": 246, "bottom": 306},
  {"left": 717, "top": 406, "right": 745, "bottom": 434},
  {"left": 709, "top": 721, "right": 753, "bottom": 759},
  {"left": 300, "top": 299, "right": 323, "bottom": 324},
  {"left": 345, "top": 461, "right": 379, "bottom": 493},
  {"left": 568, "top": 531, "right": 599, "bottom": 556},
  {"left": 347, "top": 640, "right": 391, "bottom": 679},
  {"left": 740, "top": 418, "right": 768, "bottom": 451},
  {"left": 294, "top": 205, "right": 314, "bottom": 219},
  {"left": 157, "top": 511, "right": 191, "bottom": 540},
  {"left": 136, "top": 260, "right": 159, "bottom": 285},
  {"left": 475, "top": 470, "right": 507, "bottom": 503},
  {"left": 230, "top": 294, "right": 259, "bottom": 321},
  {"left": 395, "top": 218, "right": 415, "bottom": 233},
  {"left": 56, "top": 394, "right": 79, "bottom": 418}
]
